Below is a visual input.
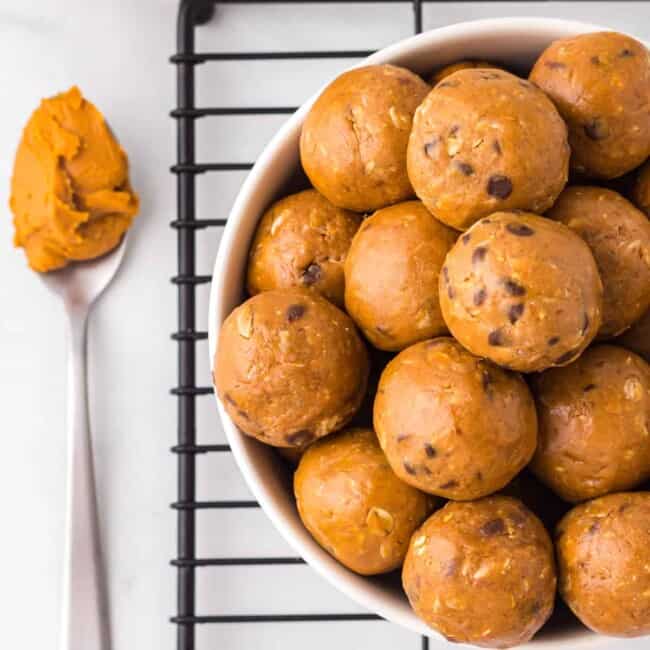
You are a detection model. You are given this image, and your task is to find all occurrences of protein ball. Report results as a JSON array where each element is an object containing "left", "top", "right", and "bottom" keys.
[
  {"left": 214, "top": 288, "right": 369, "bottom": 447},
  {"left": 617, "top": 307, "right": 650, "bottom": 362},
  {"left": 247, "top": 189, "right": 362, "bottom": 307},
  {"left": 530, "top": 345, "right": 650, "bottom": 503},
  {"left": 403, "top": 496, "right": 556, "bottom": 648},
  {"left": 530, "top": 31, "right": 650, "bottom": 179},
  {"left": 300, "top": 64, "right": 430, "bottom": 212},
  {"left": 407, "top": 69, "right": 569, "bottom": 230},
  {"left": 547, "top": 186, "right": 650, "bottom": 338},
  {"left": 439, "top": 211, "right": 603, "bottom": 372},
  {"left": 556, "top": 492, "right": 650, "bottom": 636},
  {"left": 632, "top": 158, "right": 650, "bottom": 216},
  {"left": 374, "top": 338, "right": 537, "bottom": 500},
  {"left": 294, "top": 427, "right": 433, "bottom": 575},
  {"left": 429, "top": 59, "right": 500, "bottom": 85},
  {"left": 344, "top": 201, "right": 457, "bottom": 351}
]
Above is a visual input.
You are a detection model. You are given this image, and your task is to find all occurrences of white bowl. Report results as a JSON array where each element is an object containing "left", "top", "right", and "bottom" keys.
[{"left": 209, "top": 17, "right": 627, "bottom": 647}]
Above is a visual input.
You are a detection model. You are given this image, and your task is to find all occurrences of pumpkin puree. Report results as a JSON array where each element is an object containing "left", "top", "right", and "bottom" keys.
[{"left": 10, "top": 86, "right": 138, "bottom": 272}]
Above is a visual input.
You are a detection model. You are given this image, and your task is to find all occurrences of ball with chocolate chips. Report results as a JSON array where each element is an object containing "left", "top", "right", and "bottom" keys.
[
  {"left": 439, "top": 211, "right": 603, "bottom": 372},
  {"left": 294, "top": 427, "right": 434, "bottom": 575},
  {"left": 300, "top": 64, "right": 430, "bottom": 212},
  {"left": 344, "top": 200, "right": 457, "bottom": 351},
  {"left": 556, "top": 491, "right": 650, "bottom": 636},
  {"left": 374, "top": 338, "right": 537, "bottom": 500},
  {"left": 632, "top": 158, "right": 650, "bottom": 216},
  {"left": 407, "top": 69, "right": 569, "bottom": 230},
  {"left": 429, "top": 59, "right": 500, "bottom": 85},
  {"left": 547, "top": 186, "right": 650, "bottom": 338},
  {"left": 247, "top": 189, "right": 362, "bottom": 307},
  {"left": 530, "top": 345, "right": 650, "bottom": 503},
  {"left": 530, "top": 31, "right": 650, "bottom": 179},
  {"left": 617, "top": 307, "right": 650, "bottom": 362},
  {"left": 403, "top": 496, "right": 556, "bottom": 648},
  {"left": 214, "top": 288, "right": 369, "bottom": 447}
]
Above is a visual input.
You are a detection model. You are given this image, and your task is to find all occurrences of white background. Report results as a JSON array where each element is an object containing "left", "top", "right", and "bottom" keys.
[{"left": 1, "top": 2, "right": 650, "bottom": 649}]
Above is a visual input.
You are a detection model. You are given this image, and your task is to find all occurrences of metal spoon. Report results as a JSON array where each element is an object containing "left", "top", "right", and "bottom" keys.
[{"left": 41, "top": 238, "right": 127, "bottom": 650}]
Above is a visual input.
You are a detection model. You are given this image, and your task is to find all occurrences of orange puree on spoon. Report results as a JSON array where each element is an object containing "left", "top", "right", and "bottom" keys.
[{"left": 10, "top": 86, "right": 138, "bottom": 272}]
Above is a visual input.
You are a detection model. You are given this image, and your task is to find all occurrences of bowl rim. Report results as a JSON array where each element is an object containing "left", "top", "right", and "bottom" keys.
[{"left": 208, "top": 16, "right": 634, "bottom": 647}]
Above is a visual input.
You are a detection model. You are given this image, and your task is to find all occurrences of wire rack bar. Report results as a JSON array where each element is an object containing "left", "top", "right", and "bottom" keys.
[{"left": 172, "top": 614, "right": 384, "bottom": 624}]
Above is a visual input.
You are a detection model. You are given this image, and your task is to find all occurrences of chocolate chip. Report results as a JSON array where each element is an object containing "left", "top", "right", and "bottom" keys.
[
  {"left": 473, "top": 288, "right": 487, "bottom": 306},
  {"left": 488, "top": 329, "right": 504, "bottom": 346},
  {"left": 424, "top": 138, "right": 439, "bottom": 157},
  {"left": 588, "top": 521, "right": 601, "bottom": 535},
  {"left": 447, "top": 285, "right": 455, "bottom": 299},
  {"left": 619, "top": 503, "right": 631, "bottom": 513},
  {"left": 462, "top": 233, "right": 471, "bottom": 245},
  {"left": 449, "top": 124, "right": 460, "bottom": 136},
  {"left": 472, "top": 246, "right": 488, "bottom": 265},
  {"left": 438, "top": 80, "right": 460, "bottom": 88},
  {"left": 440, "top": 479, "right": 459, "bottom": 489},
  {"left": 476, "top": 471, "right": 483, "bottom": 481},
  {"left": 508, "top": 303, "right": 525, "bottom": 324},
  {"left": 584, "top": 119, "right": 609, "bottom": 141},
  {"left": 556, "top": 349, "right": 579, "bottom": 364},
  {"left": 286, "top": 304, "right": 306, "bottom": 322},
  {"left": 547, "top": 336, "right": 560, "bottom": 346},
  {"left": 581, "top": 312, "right": 590, "bottom": 335},
  {"left": 397, "top": 434, "right": 411, "bottom": 443},
  {"left": 502, "top": 278, "right": 526, "bottom": 297},
  {"left": 492, "top": 140, "right": 502, "bottom": 156},
  {"left": 442, "top": 265, "right": 450, "bottom": 284},
  {"left": 424, "top": 444, "right": 437, "bottom": 458},
  {"left": 301, "top": 263, "right": 322, "bottom": 286},
  {"left": 237, "top": 409, "right": 250, "bottom": 420},
  {"left": 506, "top": 222, "right": 534, "bottom": 237},
  {"left": 285, "top": 430, "right": 314, "bottom": 446},
  {"left": 583, "top": 383, "right": 597, "bottom": 392},
  {"left": 487, "top": 175, "right": 513, "bottom": 199},
  {"left": 403, "top": 461, "right": 417, "bottom": 476},
  {"left": 480, "top": 518, "right": 505, "bottom": 536},
  {"left": 620, "top": 48, "right": 635, "bottom": 57},
  {"left": 544, "top": 61, "right": 566, "bottom": 70},
  {"left": 454, "top": 161, "right": 474, "bottom": 176},
  {"left": 590, "top": 55, "right": 601, "bottom": 65}
]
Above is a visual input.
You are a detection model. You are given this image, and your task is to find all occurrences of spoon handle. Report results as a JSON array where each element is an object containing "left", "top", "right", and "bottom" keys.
[{"left": 60, "top": 309, "right": 111, "bottom": 650}]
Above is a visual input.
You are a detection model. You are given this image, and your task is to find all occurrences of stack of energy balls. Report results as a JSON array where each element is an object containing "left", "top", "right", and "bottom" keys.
[{"left": 215, "top": 31, "right": 650, "bottom": 648}]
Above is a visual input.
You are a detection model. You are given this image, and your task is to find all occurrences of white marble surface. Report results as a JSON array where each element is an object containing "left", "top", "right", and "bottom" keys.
[{"left": 1, "top": 2, "right": 650, "bottom": 649}]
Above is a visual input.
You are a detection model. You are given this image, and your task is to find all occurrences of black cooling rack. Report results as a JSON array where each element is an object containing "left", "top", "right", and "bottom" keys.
[{"left": 169, "top": 1, "right": 595, "bottom": 649}]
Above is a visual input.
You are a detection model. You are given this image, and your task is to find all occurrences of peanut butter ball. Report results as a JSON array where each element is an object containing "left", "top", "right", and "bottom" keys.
[
  {"left": 439, "top": 211, "right": 603, "bottom": 372},
  {"left": 429, "top": 59, "right": 499, "bottom": 85},
  {"left": 547, "top": 186, "right": 650, "bottom": 338},
  {"left": 300, "top": 64, "right": 430, "bottom": 212},
  {"left": 617, "top": 307, "right": 650, "bottom": 362},
  {"left": 214, "top": 288, "right": 368, "bottom": 447},
  {"left": 556, "top": 492, "right": 650, "bottom": 637},
  {"left": 246, "top": 189, "right": 361, "bottom": 307},
  {"left": 374, "top": 338, "right": 537, "bottom": 500},
  {"left": 632, "top": 158, "right": 650, "bottom": 216},
  {"left": 530, "top": 32, "right": 650, "bottom": 179},
  {"left": 407, "top": 69, "right": 569, "bottom": 230},
  {"left": 403, "top": 496, "right": 556, "bottom": 648},
  {"left": 344, "top": 201, "right": 457, "bottom": 351},
  {"left": 530, "top": 345, "right": 650, "bottom": 503},
  {"left": 294, "top": 428, "right": 433, "bottom": 575}
]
